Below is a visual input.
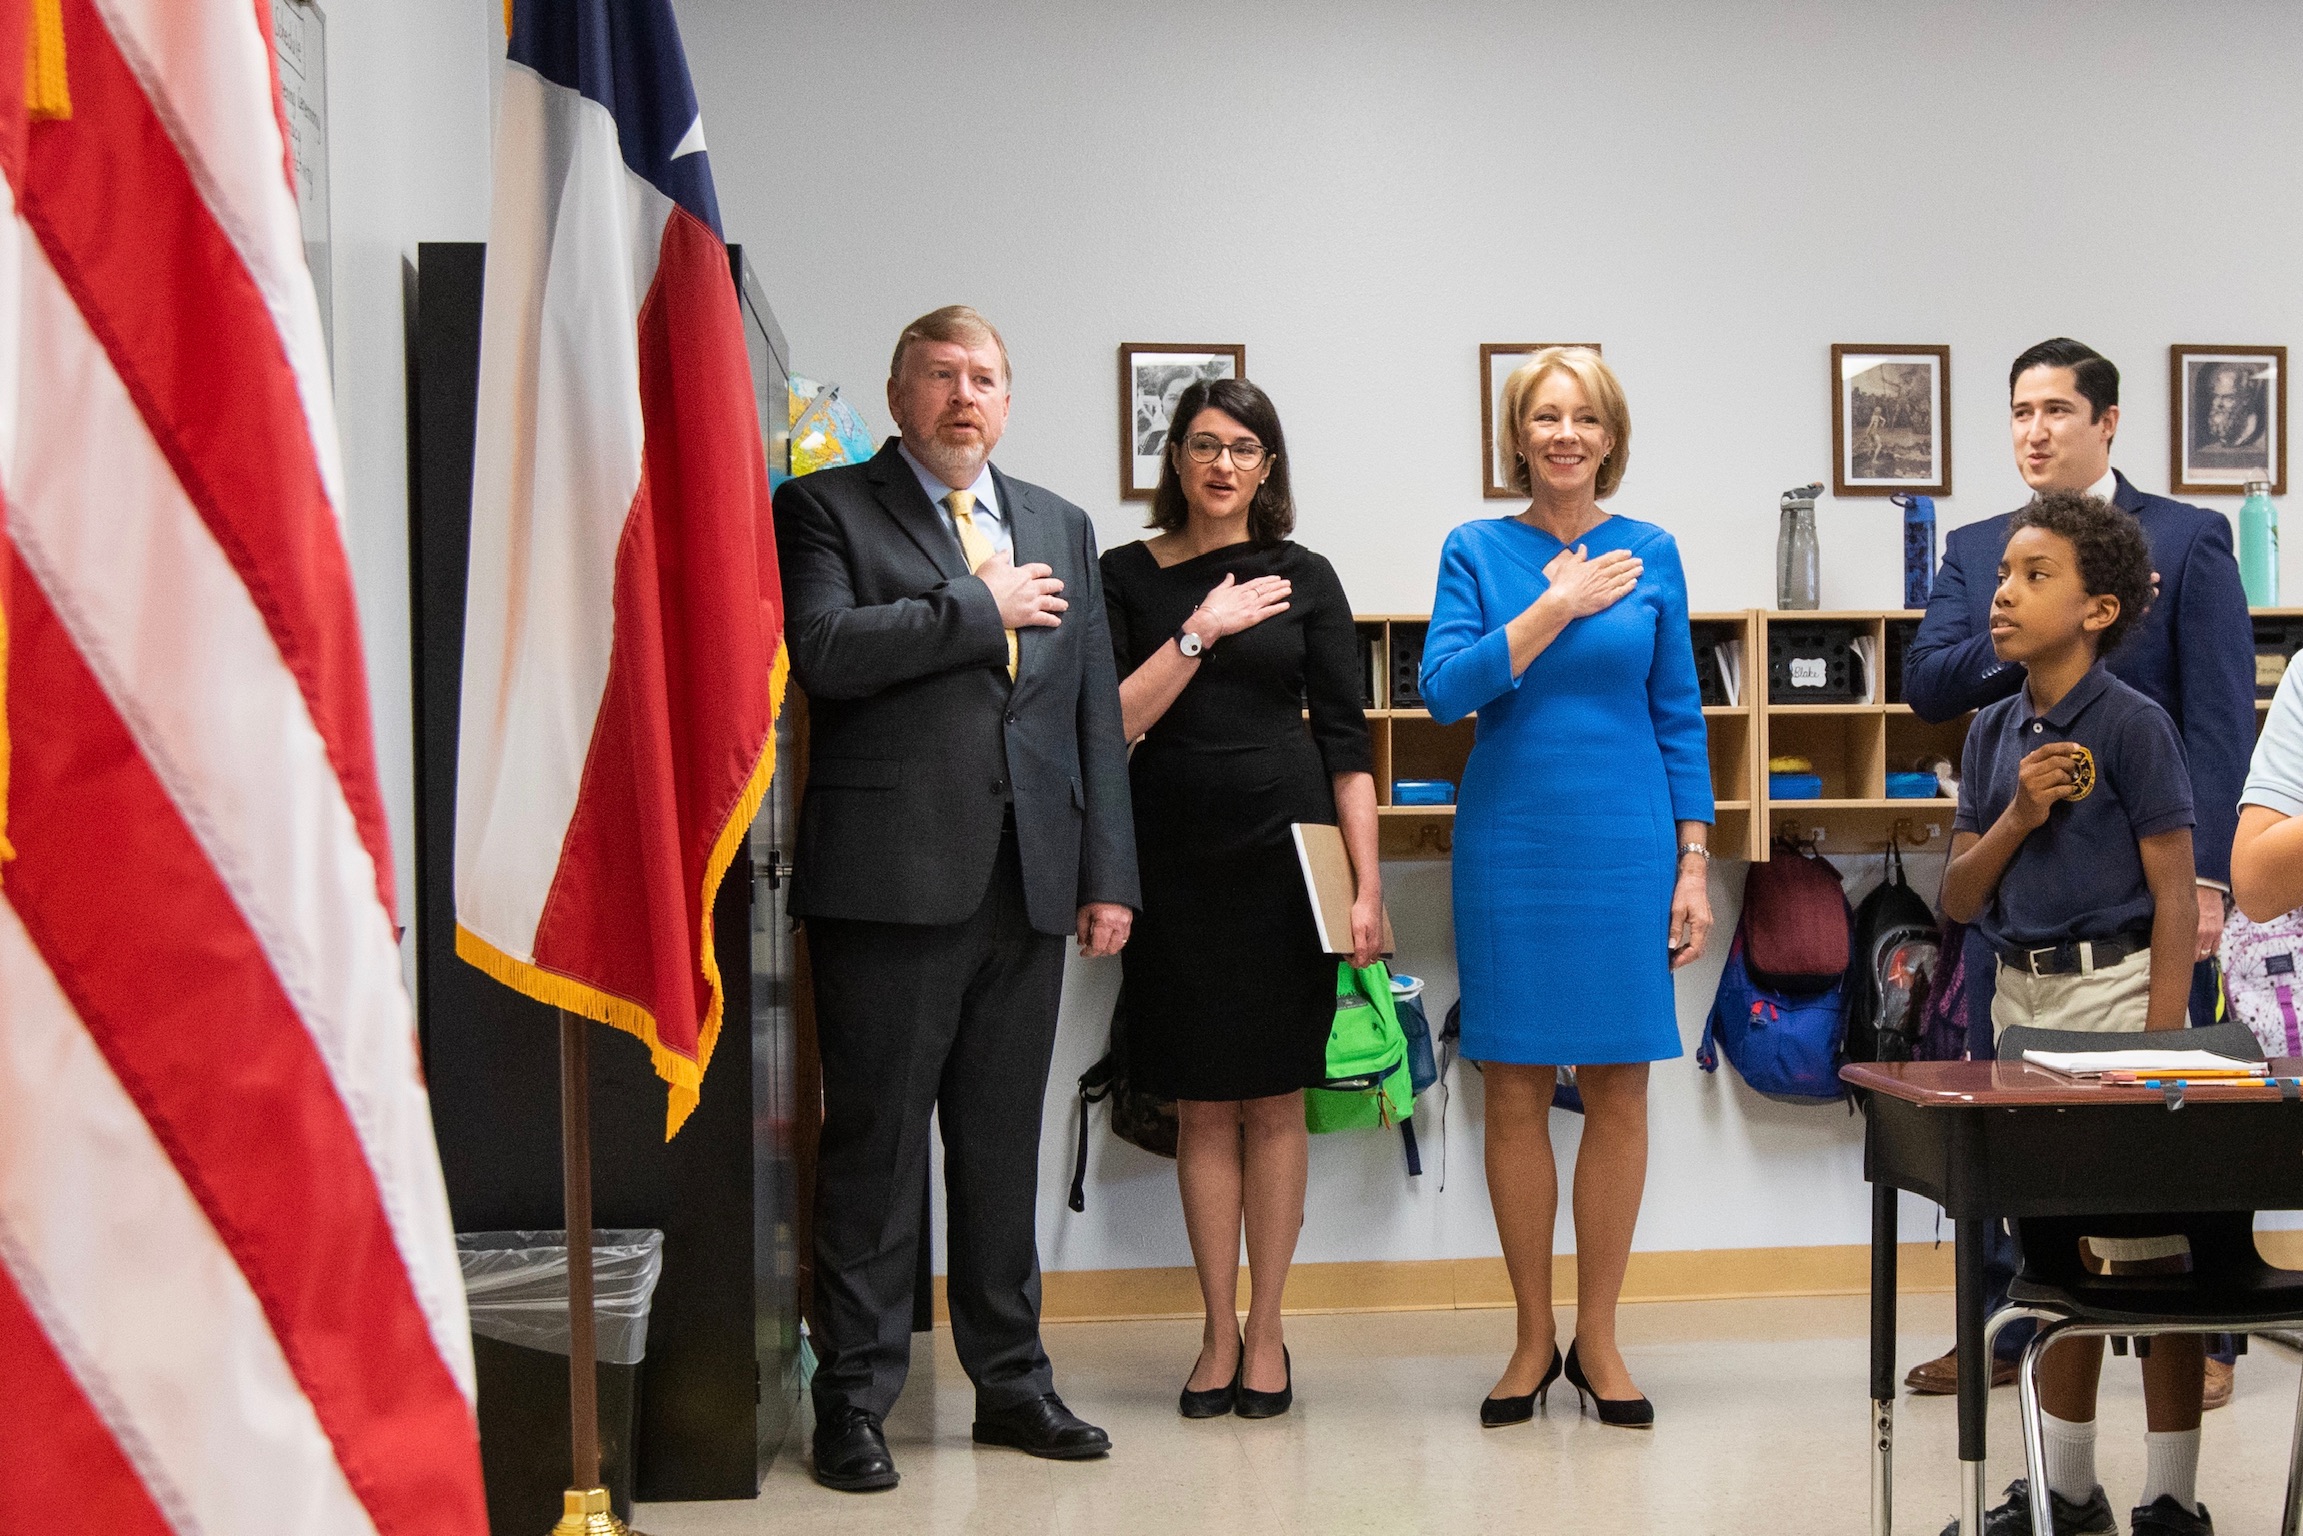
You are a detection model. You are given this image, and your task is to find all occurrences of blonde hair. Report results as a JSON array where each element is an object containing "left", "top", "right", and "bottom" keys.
[
  {"left": 890, "top": 304, "right": 1012, "bottom": 386},
  {"left": 1500, "top": 346, "right": 1629, "bottom": 498}
]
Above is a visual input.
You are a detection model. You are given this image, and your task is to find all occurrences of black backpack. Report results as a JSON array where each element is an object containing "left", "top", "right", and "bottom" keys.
[{"left": 1843, "top": 840, "right": 1940, "bottom": 1065}]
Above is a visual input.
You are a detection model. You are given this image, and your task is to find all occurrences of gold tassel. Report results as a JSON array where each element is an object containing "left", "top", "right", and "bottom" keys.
[
  {"left": 502, "top": 0, "right": 512, "bottom": 43},
  {"left": 27, "top": 0, "right": 68, "bottom": 122}
]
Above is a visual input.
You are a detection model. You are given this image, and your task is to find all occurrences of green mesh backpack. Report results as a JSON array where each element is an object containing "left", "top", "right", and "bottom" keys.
[{"left": 1305, "top": 961, "right": 1414, "bottom": 1134}]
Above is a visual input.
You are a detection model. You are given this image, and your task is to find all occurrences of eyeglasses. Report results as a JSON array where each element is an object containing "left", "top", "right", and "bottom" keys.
[{"left": 1181, "top": 433, "right": 1271, "bottom": 470}]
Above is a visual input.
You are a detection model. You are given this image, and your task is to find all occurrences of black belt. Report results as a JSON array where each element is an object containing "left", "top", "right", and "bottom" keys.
[{"left": 1997, "top": 928, "right": 2153, "bottom": 978}]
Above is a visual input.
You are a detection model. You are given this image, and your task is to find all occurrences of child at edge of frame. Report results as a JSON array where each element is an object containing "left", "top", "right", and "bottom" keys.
[{"left": 1933, "top": 489, "right": 2209, "bottom": 1536}]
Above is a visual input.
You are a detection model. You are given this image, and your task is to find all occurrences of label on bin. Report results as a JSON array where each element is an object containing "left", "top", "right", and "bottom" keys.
[{"left": 1790, "top": 656, "right": 1826, "bottom": 688}]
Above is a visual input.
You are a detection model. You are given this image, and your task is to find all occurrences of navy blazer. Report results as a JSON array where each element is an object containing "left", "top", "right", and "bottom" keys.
[{"left": 1902, "top": 470, "right": 2254, "bottom": 884}]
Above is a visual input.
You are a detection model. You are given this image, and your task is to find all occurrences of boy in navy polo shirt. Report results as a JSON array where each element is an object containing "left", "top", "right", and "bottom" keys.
[{"left": 1939, "top": 490, "right": 2207, "bottom": 1536}]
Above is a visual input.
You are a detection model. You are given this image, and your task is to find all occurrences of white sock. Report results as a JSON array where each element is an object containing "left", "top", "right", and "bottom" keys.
[
  {"left": 2041, "top": 1410, "right": 2099, "bottom": 1504},
  {"left": 2140, "top": 1427, "right": 2201, "bottom": 1513}
]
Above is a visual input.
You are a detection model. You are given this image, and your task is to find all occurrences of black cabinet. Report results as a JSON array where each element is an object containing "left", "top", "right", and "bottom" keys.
[{"left": 406, "top": 242, "right": 801, "bottom": 1499}]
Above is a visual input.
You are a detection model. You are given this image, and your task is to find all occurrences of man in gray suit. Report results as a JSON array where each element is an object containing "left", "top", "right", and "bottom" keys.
[{"left": 774, "top": 306, "right": 1139, "bottom": 1492}]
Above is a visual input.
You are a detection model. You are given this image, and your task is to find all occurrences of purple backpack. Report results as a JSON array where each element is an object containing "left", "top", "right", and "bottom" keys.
[
  {"left": 1914, "top": 912, "right": 1972, "bottom": 1061},
  {"left": 2221, "top": 907, "right": 2303, "bottom": 1057}
]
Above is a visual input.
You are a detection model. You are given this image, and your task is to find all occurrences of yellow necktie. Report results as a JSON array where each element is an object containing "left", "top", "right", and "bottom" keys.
[{"left": 946, "top": 490, "right": 1018, "bottom": 680}]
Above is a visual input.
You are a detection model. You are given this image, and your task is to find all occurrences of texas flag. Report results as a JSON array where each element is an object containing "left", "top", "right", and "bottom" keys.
[{"left": 456, "top": 0, "right": 785, "bottom": 1137}]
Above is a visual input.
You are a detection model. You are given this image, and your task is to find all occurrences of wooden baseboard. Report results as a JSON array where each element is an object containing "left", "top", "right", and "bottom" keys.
[
  {"left": 931, "top": 1241, "right": 1960, "bottom": 1325},
  {"left": 930, "top": 1230, "right": 2303, "bottom": 1325}
]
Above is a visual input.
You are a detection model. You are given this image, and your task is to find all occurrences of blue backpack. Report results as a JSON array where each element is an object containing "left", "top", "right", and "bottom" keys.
[{"left": 1699, "top": 934, "right": 1849, "bottom": 1103}]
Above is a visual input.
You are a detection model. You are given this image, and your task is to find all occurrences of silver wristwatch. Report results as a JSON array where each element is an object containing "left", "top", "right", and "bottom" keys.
[
  {"left": 1175, "top": 623, "right": 1207, "bottom": 658},
  {"left": 1678, "top": 843, "right": 1711, "bottom": 863}
]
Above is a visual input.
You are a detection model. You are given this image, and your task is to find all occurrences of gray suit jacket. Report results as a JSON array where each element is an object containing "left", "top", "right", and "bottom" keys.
[{"left": 773, "top": 439, "right": 1140, "bottom": 933}]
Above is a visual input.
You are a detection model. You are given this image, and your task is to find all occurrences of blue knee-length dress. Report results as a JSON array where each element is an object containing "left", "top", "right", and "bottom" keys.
[{"left": 1421, "top": 514, "right": 1714, "bottom": 1065}]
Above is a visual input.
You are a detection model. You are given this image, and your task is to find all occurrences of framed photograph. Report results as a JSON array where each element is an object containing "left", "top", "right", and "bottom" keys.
[
  {"left": 1481, "top": 341, "right": 1601, "bottom": 499},
  {"left": 1118, "top": 343, "right": 1245, "bottom": 501},
  {"left": 2172, "top": 345, "right": 2285, "bottom": 496},
  {"left": 1832, "top": 344, "right": 1950, "bottom": 497}
]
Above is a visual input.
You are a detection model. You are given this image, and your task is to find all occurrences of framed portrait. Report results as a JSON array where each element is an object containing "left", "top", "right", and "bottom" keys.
[
  {"left": 1118, "top": 343, "right": 1246, "bottom": 501},
  {"left": 1481, "top": 341, "right": 1601, "bottom": 499},
  {"left": 1832, "top": 344, "right": 1950, "bottom": 497},
  {"left": 2171, "top": 345, "right": 2285, "bottom": 496}
]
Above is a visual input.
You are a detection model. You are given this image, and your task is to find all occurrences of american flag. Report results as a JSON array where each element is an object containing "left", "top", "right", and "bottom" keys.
[{"left": 0, "top": 2, "right": 487, "bottom": 1532}]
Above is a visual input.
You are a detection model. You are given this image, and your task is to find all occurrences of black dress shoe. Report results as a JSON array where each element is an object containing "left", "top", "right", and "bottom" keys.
[
  {"left": 972, "top": 1392, "right": 1112, "bottom": 1459},
  {"left": 1937, "top": 1478, "right": 2116, "bottom": 1535},
  {"left": 1179, "top": 1336, "right": 1242, "bottom": 1419},
  {"left": 811, "top": 1405, "right": 898, "bottom": 1492},
  {"left": 1234, "top": 1345, "right": 1292, "bottom": 1419},
  {"left": 1480, "top": 1346, "right": 1564, "bottom": 1427},
  {"left": 1563, "top": 1340, "right": 1654, "bottom": 1429}
]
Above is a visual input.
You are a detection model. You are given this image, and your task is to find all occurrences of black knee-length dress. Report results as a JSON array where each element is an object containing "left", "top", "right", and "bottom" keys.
[{"left": 1101, "top": 538, "right": 1373, "bottom": 1102}]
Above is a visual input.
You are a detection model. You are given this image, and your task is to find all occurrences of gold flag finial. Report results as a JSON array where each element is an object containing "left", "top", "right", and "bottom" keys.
[{"left": 27, "top": 0, "right": 68, "bottom": 121}]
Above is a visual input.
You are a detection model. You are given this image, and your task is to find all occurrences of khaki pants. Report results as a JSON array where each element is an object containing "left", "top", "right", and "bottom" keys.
[
  {"left": 1994, "top": 949, "right": 2184, "bottom": 1262},
  {"left": 1991, "top": 948, "right": 2152, "bottom": 1041}
]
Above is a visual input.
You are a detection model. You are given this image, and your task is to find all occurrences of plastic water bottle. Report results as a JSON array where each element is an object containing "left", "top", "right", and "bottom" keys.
[
  {"left": 1892, "top": 494, "right": 1935, "bottom": 608},
  {"left": 2239, "top": 480, "right": 2279, "bottom": 606},
  {"left": 1777, "top": 483, "right": 1822, "bottom": 610}
]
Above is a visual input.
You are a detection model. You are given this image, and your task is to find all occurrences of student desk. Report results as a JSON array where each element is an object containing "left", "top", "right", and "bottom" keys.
[{"left": 1844, "top": 1059, "right": 2303, "bottom": 1536}]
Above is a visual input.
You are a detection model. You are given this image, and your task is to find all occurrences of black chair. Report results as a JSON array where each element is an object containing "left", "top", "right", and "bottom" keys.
[{"left": 1986, "top": 1022, "right": 2303, "bottom": 1535}]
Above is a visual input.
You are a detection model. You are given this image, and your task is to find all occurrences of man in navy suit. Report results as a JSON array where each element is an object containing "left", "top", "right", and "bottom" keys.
[{"left": 1901, "top": 338, "right": 2254, "bottom": 1406}]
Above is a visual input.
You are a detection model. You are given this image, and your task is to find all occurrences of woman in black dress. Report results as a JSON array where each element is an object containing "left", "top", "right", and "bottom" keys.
[{"left": 1101, "top": 378, "right": 1379, "bottom": 1420}]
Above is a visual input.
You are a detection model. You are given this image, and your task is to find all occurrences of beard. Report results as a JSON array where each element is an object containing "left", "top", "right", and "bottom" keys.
[{"left": 901, "top": 416, "right": 992, "bottom": 487}]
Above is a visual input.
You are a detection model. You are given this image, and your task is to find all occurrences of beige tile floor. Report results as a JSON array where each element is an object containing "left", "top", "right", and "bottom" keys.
[{"left": 637, "top": 1297, "right": 2303, "bottom": 1536}]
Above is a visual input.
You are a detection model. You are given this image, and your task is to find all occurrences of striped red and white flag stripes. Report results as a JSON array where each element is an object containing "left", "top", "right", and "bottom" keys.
[{"left": 0, "top": 3, "right": 486, "bottom": 1534}]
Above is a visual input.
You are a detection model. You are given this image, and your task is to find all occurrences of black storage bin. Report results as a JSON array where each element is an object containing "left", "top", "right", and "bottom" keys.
[
  {"left": 1391, "top": 622, "right": 1428, "bottom": 709},
  {"left": 1768, "top": 621, "right": 1866, "bottom": 704},
  {"left": 1689, "top": 620, "right": 1740, "bottom": 707},
  {"left": 1883, "top": 618, "right": 1921, "bottom": 705},
  {"left": 461, "top": 1230, "right": 665, "bottom": 1533},
  {"left": 1356, "top": 622, "right": 1387, "bottom": 709},
  {"left": 2255, "top": 617, "right": 2303, "bottom": 699}
]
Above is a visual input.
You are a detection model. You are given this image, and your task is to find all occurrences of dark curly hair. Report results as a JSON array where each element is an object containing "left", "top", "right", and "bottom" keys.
[
  {"left": 2008, "top": 490, "right": 2155, "bottom": 655},
  {"left": 1148, "top": 377, "right": 1295, "bottom": 545}
]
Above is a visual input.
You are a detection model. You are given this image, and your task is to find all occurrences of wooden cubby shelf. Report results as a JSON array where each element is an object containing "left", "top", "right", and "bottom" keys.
[{"left": 1348, "top": 606, "right": 2294, "bottom": 862}]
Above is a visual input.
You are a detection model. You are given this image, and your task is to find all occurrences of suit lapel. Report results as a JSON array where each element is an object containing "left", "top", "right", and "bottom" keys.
[
  {"left": 866, "top": 440, "right": 968, "bottom": 581},
  {"left": 995, "top": 464, "right": 1047, "bottom": 686}
]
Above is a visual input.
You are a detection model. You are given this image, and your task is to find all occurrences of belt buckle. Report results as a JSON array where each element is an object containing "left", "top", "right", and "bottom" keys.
[{"left": 2023, "top": 945, "right": 2055, "bottom": 976}]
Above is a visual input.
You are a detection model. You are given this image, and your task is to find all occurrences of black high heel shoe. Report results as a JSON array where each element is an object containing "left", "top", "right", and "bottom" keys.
[
  {"left": 1234, "top": 1345, "right": 1292, "bottom": 1419},
  {"left": 1563, "top": 1341, "right": 1654, "bottom": 1429},
  {"left": 1479, "top": 1346, "right": 1563, "bottom": 1427},
  {"left": 1178, "top": 1335, "right": 1242, "bottom": 1419}
]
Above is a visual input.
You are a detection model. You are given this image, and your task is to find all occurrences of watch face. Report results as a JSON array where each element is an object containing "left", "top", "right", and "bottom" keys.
[{"left": 1177, "top": 630, "right": 1202, "bottom": 657}]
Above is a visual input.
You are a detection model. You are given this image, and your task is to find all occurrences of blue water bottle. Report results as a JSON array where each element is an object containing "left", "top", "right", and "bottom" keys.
[
  {"left": 1892, "top": 494, "right": 1935, "bottom": 608},
  {"left": 2239, "top": 480, "right": 2279, "bottom": 606}
]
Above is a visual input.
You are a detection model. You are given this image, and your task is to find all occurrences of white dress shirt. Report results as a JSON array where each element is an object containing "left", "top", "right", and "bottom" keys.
[{"left": 899, "top": 441, "right": 1011, "bottom": 560}]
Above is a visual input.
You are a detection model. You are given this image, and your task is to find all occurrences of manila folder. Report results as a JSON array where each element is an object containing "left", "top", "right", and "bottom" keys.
[{"left": 1290, "top": 822, "right": 1395, "bottom": 956}]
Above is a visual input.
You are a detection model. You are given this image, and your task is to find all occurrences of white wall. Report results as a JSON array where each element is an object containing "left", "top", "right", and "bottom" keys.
[
  {"left": 323, "top": 0, "right": 496, "bottom": 959},
  {"left": 319, "top": 3, "right": 2302, "bottom": 1271},
  {"left": 666, "top": 0, "right": 2303, "bottom": 1271}
]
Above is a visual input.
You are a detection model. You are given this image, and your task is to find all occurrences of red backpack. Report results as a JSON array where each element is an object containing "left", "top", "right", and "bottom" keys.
[{"left": 1741, "top": 838, "right": 1851, "bottom": 993}]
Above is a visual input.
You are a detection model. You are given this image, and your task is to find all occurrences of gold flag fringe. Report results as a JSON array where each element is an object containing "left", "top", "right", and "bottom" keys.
[
  {"left": 27, "top": 0, "right": 68, "bottom": 120},
  {"left": 456, "top": 640, "right": 792, "bottom": 1140}
]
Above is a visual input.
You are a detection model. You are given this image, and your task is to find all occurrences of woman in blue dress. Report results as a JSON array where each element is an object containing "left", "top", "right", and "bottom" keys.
[{"left": 1421, "top": 347, "right": 1714, "bottom": 1430}]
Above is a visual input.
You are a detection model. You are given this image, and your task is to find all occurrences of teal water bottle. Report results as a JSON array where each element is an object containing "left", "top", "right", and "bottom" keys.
[{"left": 2240, "top": 479, "right": 2279, "bottom": 606}]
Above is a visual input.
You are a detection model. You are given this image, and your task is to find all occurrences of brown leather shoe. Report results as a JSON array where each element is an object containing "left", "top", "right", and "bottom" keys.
[
  {"left": 2203, "top": 1357, "right": 2233, "bottom": 1412},
  {"left": 1904, "top": 1346, "right": 2018, "bottom": 1395}
]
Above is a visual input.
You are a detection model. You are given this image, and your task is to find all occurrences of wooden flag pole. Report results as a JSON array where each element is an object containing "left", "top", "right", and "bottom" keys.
[{"left": 550, "top": 1010, "right": 631, "bottom": 1536}]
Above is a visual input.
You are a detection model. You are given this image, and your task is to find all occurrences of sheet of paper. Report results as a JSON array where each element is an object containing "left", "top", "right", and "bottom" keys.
[
  {"left": 1714, "top": 639, "right": 1742, "bottom": 706},
  {"left": 1852, "top": 634, "right": 1879, "bottom": 704},
  {"left": 2022, "top": 1048, "right": 2264, "bottom": 1077}
]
